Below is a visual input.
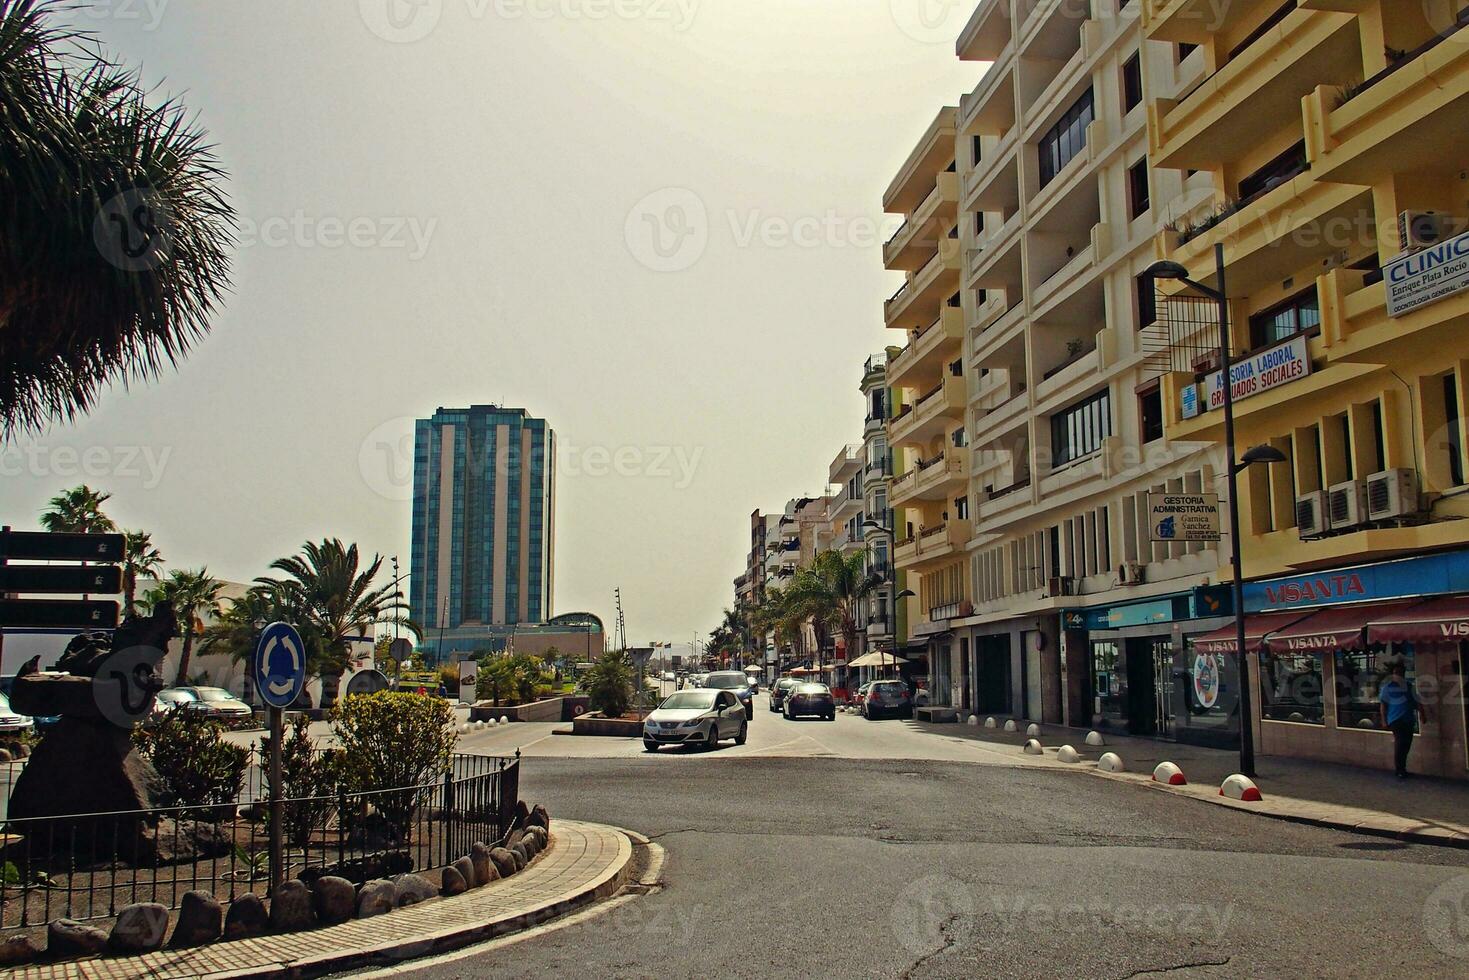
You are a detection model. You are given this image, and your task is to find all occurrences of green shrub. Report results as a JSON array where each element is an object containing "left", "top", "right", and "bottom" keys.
[
  {"left": 134, "top": 707, "right": 249, "bottom": 811},
  {"left": 475, "top": 653, "right": 545, "bottom": 704},
  {"left": 331, "top": 692, "right": 457, "bottom": 834},
  {"left": 584, "top": 651, "right": 633, "bottom": 718},
  {"left": 258, "top": 714, "right": 341, "bottom": 846}
]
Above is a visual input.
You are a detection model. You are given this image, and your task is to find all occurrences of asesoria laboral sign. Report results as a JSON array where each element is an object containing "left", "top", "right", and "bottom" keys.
[{"left": 1182, "top": 335, "right": 1311, "bottom": 419}]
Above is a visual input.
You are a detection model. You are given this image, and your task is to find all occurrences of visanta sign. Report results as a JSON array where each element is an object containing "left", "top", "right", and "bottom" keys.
[{"left": 1263, "top": 573, "right": 1366, "bottom": 606}]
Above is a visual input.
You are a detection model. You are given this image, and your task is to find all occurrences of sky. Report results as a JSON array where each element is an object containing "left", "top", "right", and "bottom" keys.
[{"left": 0, "top": 0, "right": 979, "bottom": 644}]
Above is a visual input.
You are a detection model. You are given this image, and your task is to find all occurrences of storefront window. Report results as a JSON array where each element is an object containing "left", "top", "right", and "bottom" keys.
[
  {"left": 1091, "top": 641, "right": 1124, "bottom": 729},
  {"left": 1174, "top": 644, "right": 1239, "bottom": 744},
  {"left": 1334, "top": 648, "right": 1416, "bottom": 732},
  {"left": 1259, "top": 652, "right": 1325, "bottom": 724}
]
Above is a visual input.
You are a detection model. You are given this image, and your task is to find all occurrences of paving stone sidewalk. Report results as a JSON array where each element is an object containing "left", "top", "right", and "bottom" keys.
[
  {"left": 915, "top": 718, "right": 1469, "bottom": 845},
  {"left": 7, "top": 820, "right": 634, "bottom": 980}
]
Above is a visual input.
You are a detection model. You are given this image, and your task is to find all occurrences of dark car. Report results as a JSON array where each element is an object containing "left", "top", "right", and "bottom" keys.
[
  {"left": 700, "top": 670, "right": 756, "bottom": 720},
  {"left": 861, "top": 679, "right": 913, "bottom": 720},
  {"left": 783, "top": 682, "right": 836, "bottom": 721},
  {"left": 768, "top": 676, "right": 801, "bottom": 712}
]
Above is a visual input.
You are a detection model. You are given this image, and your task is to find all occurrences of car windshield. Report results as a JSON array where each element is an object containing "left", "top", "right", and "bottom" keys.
[
  {"left": 702, "top": 672, "right": 747, "bottom": 689},
  {"left": 874, "top": 681, "right": 907, "bottom": 692},
  {"left": 193, "top": 688, "right": 234, "bottom": 701},
  {"left": 0, "top": 693, "right": 12, "bottom": 713},
  {"left": 776, "top": 678, "right": 800, "bottom": 690},
  {"left": 659, "top": 692, "right": 716, "bottom": 711},
  {"left": 796, "top": 684, "right": 830, "bottom": 694},
  {"left": 159, "top": 690, "right": 196, "bottom": 703}
]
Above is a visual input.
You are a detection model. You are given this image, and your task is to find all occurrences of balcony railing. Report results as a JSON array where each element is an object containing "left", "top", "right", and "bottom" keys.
[{"left": 1344, "top": 9, "right": 1469, "bottom": 104}]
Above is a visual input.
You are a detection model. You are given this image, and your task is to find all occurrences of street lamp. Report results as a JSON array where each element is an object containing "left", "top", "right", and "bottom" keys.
[{"left": 1146, "top": 244, "right": 1285, "bottom": 778}]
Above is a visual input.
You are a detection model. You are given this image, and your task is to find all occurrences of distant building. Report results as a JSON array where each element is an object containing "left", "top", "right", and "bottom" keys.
[{"left": 410, "top": 406, "right": 556, "bottom": 649}]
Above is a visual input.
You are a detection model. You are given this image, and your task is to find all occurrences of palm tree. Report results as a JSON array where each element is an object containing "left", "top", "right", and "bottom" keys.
[
  {"left": 38, "top": 484, "right": 114, "bottom": 533},
  {"left": 199, "top": 587, "right": 300, "bottom": 704},
  {"left": 808, "top": 550, "right": 876, "bottom": 673},
  {"left": 120, "top": 529, "right": 163, "bottom": 617},
  {"left": 1, "top": 0, "right": 235, "bottom": 436},
  {"left": 146, "top": 567, "right": 221, "bottom": 684},
  {"left": 254, "top": 539, "right": 417, "bottom": 710}
]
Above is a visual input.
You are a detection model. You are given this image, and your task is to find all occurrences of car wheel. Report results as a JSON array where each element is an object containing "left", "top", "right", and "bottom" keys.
[
  {"left": 736, "top": 722, "right": 747, "bottom": 745},
  {"left": 707, "top": 724, "right": 720, "bottom": 748},
  {"left": 643, "top": 740, "right": 658, "bottom": 753}
]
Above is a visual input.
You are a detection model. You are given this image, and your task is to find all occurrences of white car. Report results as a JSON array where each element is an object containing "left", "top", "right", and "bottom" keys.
[
  {"left": 643, "top": 690, "right": 747, "bottom": 752},
  {"left": 0, "top": 693, "right": 34, "bottom": 734}
]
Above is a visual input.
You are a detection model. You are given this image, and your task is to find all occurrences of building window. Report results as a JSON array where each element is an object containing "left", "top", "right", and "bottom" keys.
[
  {"left": 1177, "top": 42, "right": 1198, "bottom": 61},
  {"left": 974, "top": 211, "right": 985, "bottom": 236},
  {"left": 1051, "top": 389, "right": 1112, "bottom": 467},
  {"left": 1260, "top": 652, "right": 1324, "bottom": 724},
  {"left": 1038, "top": 88, "right": 1095, "bottom": 189},
  {"left": 1446, "top": 373, "right": 1465, "bottom": 486},
  {"left": 1128, "top": 158, "right": 1150, "bottom": 219},
  {"left": 1335, "top": 649, "right": 1415, "bottom": 731},
  {"left": 1139, "top": 385, "right": 1163, "bottom": 443},
  {"left": 971, "top": 134, "right": 983, "bottom": 167},
  {"left": 1122, "top": 52, "right": 1142, "bottom": 112},
  {"left": 1238, "top": 140, "right": 1308, "bottom": 203},
  {"left": 1136, "top": 272, "right": 1157, "bottom": 329},
  {"left": 1248, "top": 286, "right": 1320, "bottom": 350}
]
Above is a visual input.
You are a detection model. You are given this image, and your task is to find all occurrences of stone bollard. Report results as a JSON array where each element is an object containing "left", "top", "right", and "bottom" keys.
[
  {"left": 967, "top": 714, "right": 979, "bottom": 726},
  {"left": 1220, "top": 774, "right": 1263, "bottom": 801},
  {"left": 1085, "top": 730, "right": 1105, "bottom": 746},
  {"left": 1003, "top": 719, "right": 1018, "bottom": 733},
  {"left": 984, "top": 717, "right": 997, "bottom": 728},
  {"left": 1152, "top": 761, "right": 1187, "bottom": 786},
  {"left": 1025, "top": 723, "right": 1041, "bottom": 738},
  {"left": 1097, "top": 752, "right": 1125, "bottom": 773},
  {"left": 1023, "top": 739, "right": 1044, "bottom": 755},
  {"left": 1056, "top": 745, "right": 1081, "bottom": 763}
]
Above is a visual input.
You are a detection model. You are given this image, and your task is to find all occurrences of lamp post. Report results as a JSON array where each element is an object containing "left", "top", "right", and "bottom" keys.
[
  {"left": 862, "top": 518, "right": 918, "bottom": 679},
  {"left": 1147, "top": 244, "right": 1287, "bottom": 778}
]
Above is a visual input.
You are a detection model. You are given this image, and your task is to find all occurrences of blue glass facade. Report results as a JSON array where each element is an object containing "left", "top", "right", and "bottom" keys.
[{"left": 409, "top": 407, "right": 555, "bottom": 644}]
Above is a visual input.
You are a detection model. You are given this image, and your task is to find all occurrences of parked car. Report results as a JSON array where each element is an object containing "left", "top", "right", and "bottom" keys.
[
  {"left": 851, "top": 681, "right": 874, "bottom": 706},
  {"left": 699, "top": 671, "right": 756, "bottom": 719},
  {"left": 769, "top": 676, "right": 800, "bottom": 712},
  {"left": 861, "top": 679, "right": 914, "bottom": 720},
  {"left": 661, "top": 671, "right": 676, "bottom": 682},
  {"left": 177, "top": 686, "right": 254, "bottom": 725},
  {"left": 0, "top": 693, "right": 34, "bottom": 734},
  {"left": 151, "top": 688, "right": 199, "bottom": 720},
  {"left": 783, "top": 682, "right": 836, "bottom": 721},
  {"left": 642, "top": 690, "right": 747, "bottom": 751}
]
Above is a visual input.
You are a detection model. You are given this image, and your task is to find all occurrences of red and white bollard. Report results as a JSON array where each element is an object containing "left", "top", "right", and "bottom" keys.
[
  {"left": 1220, "top": 774, "right": 1263, "bottom": 802},
  {"left": 1152, "top": 761, "right": 1187, "bottom": 785}
]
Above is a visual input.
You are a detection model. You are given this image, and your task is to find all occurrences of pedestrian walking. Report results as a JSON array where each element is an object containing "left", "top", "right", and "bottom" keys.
[{"left": 1378, "top": 661, "right": 1427, "bottom": 778}]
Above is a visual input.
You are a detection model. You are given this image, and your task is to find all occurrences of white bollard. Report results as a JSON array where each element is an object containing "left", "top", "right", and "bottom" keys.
[
  {"left": 1057, "top": 744, "right": 1081, "bottom": 763},
  {"left": 499, "top": 715, "right": 510, "bottom": 725},
  {"left": 1220, "top": 774, "right": 1263, "bottom": 801},
  {"left": 1097, "top": 752, "right": 1125, "bottom": 773},
  {"left": 1003, "top": 719, "right": 1018, "bottom": 733},
  {"left": 1025, "top": 723, "right": 1041, "bottom": 738},
  {"left": 967, "top": 714, "right": 979, "bottom": 726},
  {"left": 1152, "top": 761, "right": 1187, "bottom": 786},
  {"left": 1023, "top": 739, "right": 1044, "bottom": 755},
  {"left": 1085, "top": 730, "right": 1105, "bottom": 746},
  {"left": 984, "top": 717, "right": 998, "bottom": 729}
]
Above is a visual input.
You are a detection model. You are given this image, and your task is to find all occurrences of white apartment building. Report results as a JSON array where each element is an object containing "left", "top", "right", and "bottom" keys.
[{"left": 885, "top": 0, "right": 1236, "bottom": 745}]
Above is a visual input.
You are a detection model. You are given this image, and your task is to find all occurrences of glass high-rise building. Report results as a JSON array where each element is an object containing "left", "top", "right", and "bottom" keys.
[{"left": 409, "top": 406, "right": 555, "bottom": 643}]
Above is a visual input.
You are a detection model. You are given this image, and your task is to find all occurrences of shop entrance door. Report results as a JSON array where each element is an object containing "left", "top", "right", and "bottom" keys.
[
  {"left": 1122, "top": 638, "right": 1174, "bottom": 737},
  {"left": 959, "top": 637, "right": 971, "bottom": 712},
  {"left": 976, "top": 634, "right": 1011, "bottom": 714},
  {"left": 1151, "top": 638, "right": 1175, "bottom": 738}
]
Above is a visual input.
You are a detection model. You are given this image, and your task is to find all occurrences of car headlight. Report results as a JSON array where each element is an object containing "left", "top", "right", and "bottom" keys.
[{"left": 681, "top": 719, "right": 704, "bottom": 728}]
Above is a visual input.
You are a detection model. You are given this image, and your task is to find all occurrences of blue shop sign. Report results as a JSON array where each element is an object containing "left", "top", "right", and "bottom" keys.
[
  {"left": 1063, "top": 587, "right": 1231, "bottom": 631},
  {"left": 1245, "top": 549, "right": 1469, "bottom": 612}
]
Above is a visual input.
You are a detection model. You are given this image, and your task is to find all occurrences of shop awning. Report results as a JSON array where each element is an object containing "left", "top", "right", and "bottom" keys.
[
  {"left": 1366, "top": 594, "right": 1469, "bottom": 647},
  {"left": 1264, "top": 599, "right": 1417, "bottom": 653},
  {"left": 1190, "top": 610, "right": 1312, "bottom": 654}
]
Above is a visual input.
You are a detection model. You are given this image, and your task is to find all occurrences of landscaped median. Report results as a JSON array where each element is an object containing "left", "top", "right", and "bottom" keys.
[{"left": 1, "top": 817, "right": 641, "bottom": 980}]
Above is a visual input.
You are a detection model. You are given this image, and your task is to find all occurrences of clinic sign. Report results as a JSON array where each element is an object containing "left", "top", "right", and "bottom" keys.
[
  {"left": 1148, "top": 492, "right": 1221, "bottom": 542},
  {"left": 1180, "top": 335, "right": 1311, "bottom": 419},
  {"left": 1385, "top": 229, "right": 1469, "bottom": 317}
]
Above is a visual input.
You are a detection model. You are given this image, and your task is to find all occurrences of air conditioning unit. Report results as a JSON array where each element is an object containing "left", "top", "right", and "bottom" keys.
[
  {"left": 1118, "top": 561, "right": 1145, "bottom": 586},
  {"left": 1366, "top": 468, "right": 1420, "bottom": 520},
  {"left": 1327, "top": 480, "right": 1369, "bottom": 530},
  {"left": 1045, "top": 576, "right": 1075, "bottom": 598},
  {"left": 1296, "top": 491, "right": 1326, "bottom": 538},
  {"left": 1399, "top": 211, "right": 1465, "bottom": 251}
]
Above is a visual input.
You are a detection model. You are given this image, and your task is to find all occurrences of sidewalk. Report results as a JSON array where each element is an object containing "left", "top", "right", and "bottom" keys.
[
  {"left": 8, "top": 820, "right": 636, "bottom": 980},
  {"left": 915, "top": 717, "right": 1469, "bottom": 846}
]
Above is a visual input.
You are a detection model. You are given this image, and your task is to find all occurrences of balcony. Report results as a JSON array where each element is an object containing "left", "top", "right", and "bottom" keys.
[
  {"left": 889, "top": 306, "right": 965, "bottom": 390},
  {"left": 1320, "top": 266, "right": 1469, "bottom": 367},
  {"left": 892, "top": 448, "right": 970, "bottom": 507},
  {"left": 959, "top": 54, "right": 1017, "bottom": 144},
  {"left": 830, "top": 487, "right": 863, "bottom": 523},
  {"left": 1147, "top": 8, "right": 1360, "bottom": 171},
  {"left": 958, "top": 0, "right": 1012, "bottom": 61},
  {"left": 885, "top": 250, "right": 956, "bottom": 331},
  {"left": 865, "top": 455, "right": 893, "bottom": 482},
  {"left": 883, "top": 107, "right": 959, "bottom": 214},
  {"left": 895, "top": 518, "right": 973, "bottom": 572},
  {"left": 1303, "top": 18, "right": 1469, "bottom": 186},
  {"left": 885, "top": 173, "right": 960, "bottom": 272},
  {"left": 1033, "top": 347, "right": 1100, "bottom": 410},
  {"left": 1143, "top": 0, "right": 1277, "bottom": 44},
  {"left": 829, "top": 444, "right": 862, "bottom": 484},
  {"left": 889, "top": 374, "right": 966, "bottom": 447},
  {"left": 967, "top": 210, "right": 1024, "bottom": 290},
  {"left": 972, "top": 302, "right": 1026, "bottom": 368}
]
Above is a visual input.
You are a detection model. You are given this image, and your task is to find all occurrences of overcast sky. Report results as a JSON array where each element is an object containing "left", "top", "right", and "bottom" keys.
[{"left": 0, "top": 0, "right": 978, "bottom": 644}]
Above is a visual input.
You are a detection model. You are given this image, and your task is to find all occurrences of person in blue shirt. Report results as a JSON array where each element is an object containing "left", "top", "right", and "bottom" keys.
[{"left": 1378, "top": 661, "right": 1427, "bottom": 778}]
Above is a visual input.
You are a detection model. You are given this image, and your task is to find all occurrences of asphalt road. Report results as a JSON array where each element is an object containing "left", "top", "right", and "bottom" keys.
[{"left": 375, "top": 708, "right": 1469, "bottom": 979}]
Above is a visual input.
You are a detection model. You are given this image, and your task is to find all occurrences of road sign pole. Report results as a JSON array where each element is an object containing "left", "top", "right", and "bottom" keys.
[{"left": 268, "top": 705, "right": 284, "bottom": 896}]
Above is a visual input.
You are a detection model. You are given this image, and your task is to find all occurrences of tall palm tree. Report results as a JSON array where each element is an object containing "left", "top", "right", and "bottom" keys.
[
  {"left": 809, "top": 549, "right": 876, "bottom": 672},
  {"left": 120, "top": 528, "right": 163, "bottom": 617},
  {"left": 146, "top": 567, "right": 220, "bottom": 684},
  {"left": 254, "top": 539, "right": 417, "bottom": 710},
  {"left": 1, "top": 0, "right": 235, "bottom": 436},
  {"left": 39, "top": 484, "right": 114, "bottom": 533}
]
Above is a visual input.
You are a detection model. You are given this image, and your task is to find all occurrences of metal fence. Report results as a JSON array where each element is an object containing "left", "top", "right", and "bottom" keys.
[{"left": 0, "top": 752, "right": 520, "bottom": 934}]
